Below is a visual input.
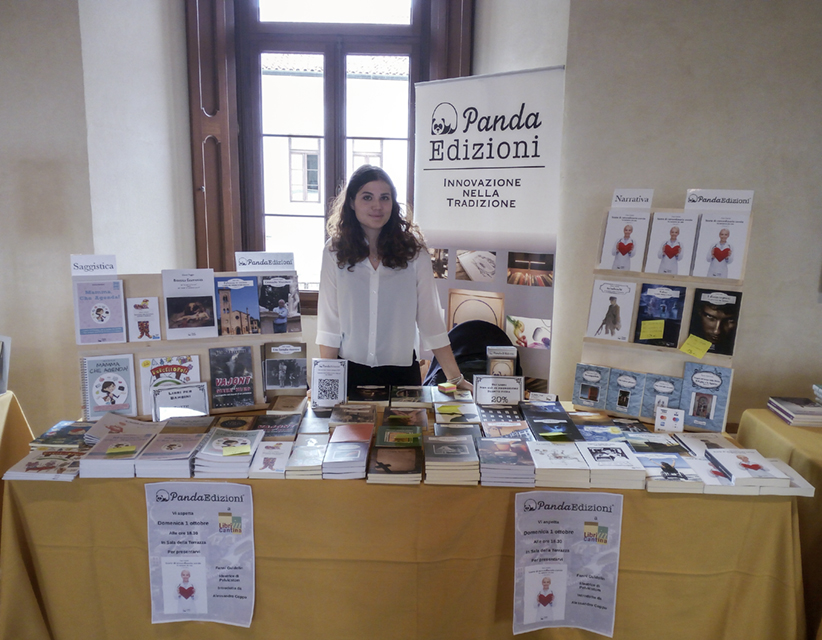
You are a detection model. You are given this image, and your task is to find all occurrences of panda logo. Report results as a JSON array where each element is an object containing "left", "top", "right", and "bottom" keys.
[{"left": 431, "top": 102, "right": 458, "bottom": 135}]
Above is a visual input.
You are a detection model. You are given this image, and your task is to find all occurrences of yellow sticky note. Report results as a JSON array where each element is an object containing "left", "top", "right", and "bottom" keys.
[
  {"left": 106, "top": 444, "right": 136, "bottom": 455},
  {"left": 680, "top": 334, "right": 712, "bottom": 359},
  {"left": 223, "top": 444, "right": 251, "bottom": 456},
  {"left": 639, "top": 320, "right": 665, "bottom": 341}
]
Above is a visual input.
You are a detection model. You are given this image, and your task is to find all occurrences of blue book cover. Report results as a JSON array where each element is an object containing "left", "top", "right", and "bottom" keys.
[
  {"left": 633, "top": 284, "right": 687, "bottom": 348},
  {"left": 572, "top": 363, "right": 611, "bottom": 410},
  {"left": 640, "top": 374, "right": 684, "bottom": 421},
  {"left": 605, "top": 368, "right": 646, "bottom": 418},
  {"left": 681, "top": 362, "right": 733, "bottom": 432}
]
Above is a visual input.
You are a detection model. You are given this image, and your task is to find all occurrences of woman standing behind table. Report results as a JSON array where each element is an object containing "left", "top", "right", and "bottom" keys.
[{"left": 316, "top": 165, "right": 471, "bottom": 391}]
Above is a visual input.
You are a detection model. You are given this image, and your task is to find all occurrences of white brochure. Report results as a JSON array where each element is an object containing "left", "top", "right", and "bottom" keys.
[
  {"left": 146, "top": 482, "right": 255, "bottom": 627},
  {"left": 514, "top": 491, "right": 623, "bottom": 637}
]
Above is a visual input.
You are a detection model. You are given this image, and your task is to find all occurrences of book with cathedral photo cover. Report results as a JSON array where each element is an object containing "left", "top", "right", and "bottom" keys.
[
  {"left": 633, "top": 284, "right": 686, "bottom": 348},
  {"left": 214, "top": 276, "right": 260, "bottom": 335},
  {"left": 208, "top": 346, "right": 255, "bottom": 410},
  {"left": 681, "top": 362, "right": 733, "bottom": 433},
  {"left": 686, "top": 289, "right": 742, "bottom": 356}
]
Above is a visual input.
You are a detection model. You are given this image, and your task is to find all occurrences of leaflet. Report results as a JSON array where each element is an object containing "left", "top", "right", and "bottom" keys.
[
  {"left": 145, "top": 482, "right": 255, "bottom": 627},
  {"left": 514, "top": 491, "right": 623, "bottom": 637}
]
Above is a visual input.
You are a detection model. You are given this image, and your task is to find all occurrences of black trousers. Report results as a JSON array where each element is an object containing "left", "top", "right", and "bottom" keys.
[{"left": 347, "top": 355, "right": 422, "bottom": 389}]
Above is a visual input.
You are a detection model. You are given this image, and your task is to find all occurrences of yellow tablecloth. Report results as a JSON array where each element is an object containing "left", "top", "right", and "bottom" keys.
[
  {"left": 0, "top": 391, "right": 34, "bottom": 540},
  {"left": 0, "top": 477, "right": 805, "bottom": 640},
  {"left": 738, "top": 408, "right": 822, "bottom": 640}
]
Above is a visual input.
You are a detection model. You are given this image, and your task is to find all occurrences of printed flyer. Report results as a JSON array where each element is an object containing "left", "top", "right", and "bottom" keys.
[
  {"left": 513, "top": 491, "right": 623, "bottom": 636},
  {"left": 145, "top": 482, "right": 255, "bottom": 627}
]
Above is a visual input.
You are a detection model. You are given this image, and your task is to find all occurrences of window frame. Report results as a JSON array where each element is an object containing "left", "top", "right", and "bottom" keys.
[{"left": 184, "top": 0, "right": 474, "bottom": 276}]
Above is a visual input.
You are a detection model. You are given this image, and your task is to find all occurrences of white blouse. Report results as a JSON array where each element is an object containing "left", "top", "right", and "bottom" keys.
[{"left": 316, "top": 243, "right": 450, "bottom": 367}]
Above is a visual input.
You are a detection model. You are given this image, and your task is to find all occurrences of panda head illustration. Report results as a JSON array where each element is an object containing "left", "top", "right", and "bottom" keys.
[{"left": 431, "top": 102, "right": 458, "bottom": 135}]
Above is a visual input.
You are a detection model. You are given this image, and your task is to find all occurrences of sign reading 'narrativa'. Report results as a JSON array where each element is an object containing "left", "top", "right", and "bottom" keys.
[{"left": 414, "top": 67, "right": 565, "bottom": 247}]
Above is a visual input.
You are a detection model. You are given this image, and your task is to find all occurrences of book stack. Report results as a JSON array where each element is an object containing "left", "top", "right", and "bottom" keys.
[
  {"left": 686, "top": 457, "right": 760, "bottom": 495},
  {"left": 285, "top": 443, "right": 326, "bottom": 479},
  {"left": 767, "top": 396, "right": 822, "bottom": 427},
  {"left": 477, "top": 438, "right": 535, "bottom": 487},
  {"left": 423, "top": 435, "right": 479, "bottom": 485},
  {"left": 266, "top": 394, "right": 308, "bottom": 416},
  {"left": 623, "top": 432, "right": 690, "bottom": 456},
  {"left": 29, "top": 420, "right": 93, "bottom": 450},
  {"left": 673, "top": 432, "right": 738, "bottom": 458},
  {"left": 434, "top": 402, "right": 480, "bottom": 424},
  {"left": 382, "top": 407, "right": 429, "bottom": 430},
  {"left": 390, "top": 385, "right": 433, "bottom": 409},
  {"left": 575, "top": 441, "right": 646, "bottom": 490},
  {"left": 79, "top": 432, "right": 157, "bottom": 478},
  {"left": 255, "top": 414, "right": 301, "bottom": 441},
  {"left": 4, "top": 449, "right": 85, "bottom": 481},
  {"left": 433, "top": 422, "right": 483, "bottom": 442},
  {"left": 322, "top": 424, "right": 373, "bottom": 479},
  {"left": 193, "top": 428, "right": 264, "bottom": 478},
  {"left": 527, "top": 441, "right": 590, "bottom": 488},
  {"left": 760, "top": 459, "right": 815, "bottom": 497},
  {"left": 297, "top": 407, "right": 332, "bottom": 437},
  {"left": 635, "top": 452, "right": 704, "bottom": 493},
  {"left": 814, "top": 384, "right": 822, "bottom": 405},
  {"left": 367, "top": 425, "right": 423, "bottom": 485},
  {"left": 704, "top": 448, "right": 791, "bottom": 490},
  {"left": 249, "top": 441, "right": 294, "bottom": 479},
  {"left": 134, "top": 433, "right": 206, "bottom": 478},
  {"left": 328, "top": 403, "right": 377, "bottom": 433},
  {"left": 519, "top": 400, "right": 583, "bottom": 442},
  {"left": 83, "top": 413, "right": 165, "bottom": 447},
  {"left": 347, "top": 384, "right": 390, "bottom": 406},
  {"left": 430, "top": 387, "right": 474, "bottom": 405}
]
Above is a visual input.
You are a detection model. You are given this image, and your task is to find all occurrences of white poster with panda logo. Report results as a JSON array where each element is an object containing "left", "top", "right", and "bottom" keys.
[{"left": 414, "top": 68, "right": 565, "bottom": 387}]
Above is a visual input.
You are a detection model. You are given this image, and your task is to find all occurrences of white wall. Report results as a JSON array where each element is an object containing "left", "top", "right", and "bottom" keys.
[
  {"left": 477, "top": 0, "right": 822, "bottom": 422},
  {"left": 0, "top": 0, "right": 194, "bottom": 433}
]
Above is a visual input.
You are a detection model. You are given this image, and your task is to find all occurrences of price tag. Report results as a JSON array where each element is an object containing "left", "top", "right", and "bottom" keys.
[
  {"left": 639, "top": 319, "right": 664, "bottom": 340},
  {"left": 474, "top": 375, "right": 524, "bottom": 406},
  {"left": 679, "top": 334, "right": 711, "bottom": 358}
]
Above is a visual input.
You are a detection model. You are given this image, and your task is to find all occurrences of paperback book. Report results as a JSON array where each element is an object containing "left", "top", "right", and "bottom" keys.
[
  {"left": 267, "top": 394, "right": 308, "bottom": 415},
  {"left": 258, "top": 272, "right": 301, "bottom": 334},
  {"left": 597, "top": 208, "right": 651, "bottom": 272},
  {"left": 687, "top": 457, "right": 759, "bottom": 495},
  {"left": 193, "top": 428, "right": 264, "bottom": 478},
  {"left": 375, "top": 425, "right": 422, "bottom": 447},
  {"left": 686, "top": 289, "right": 742, "bottom": 356},
  {"left": 433, "top": 423, "right": 483, "bottom": 441},
  {"left": 162, "top": 268, "right": 218, "bottom": 340},
  {"left": 285, "top": 444, "right": 327, "bottom": 479},
  {"left": 681, "top": 362, "right": 733, "bottom": 432},
  {"left": 572, "top": 364, "right": 611, "bottom": 410},
  {"left": 527, "top": 441, "right": 590, "bottom": 488},
  {"left": 84, "top": 413, "right": 165, "bottom": 446},
  {"left": 367, "top": 446, "right": 423, "bottom": 484},
  {"left": 674, "top": 432, "right": 738, "bottom": 458},
  {"left": 642, "top": 211, "right": 699, "bottom": 276},
  {"left": 434, "top": 402, "right": 480, "bottom": 424},
  {"left": 214, "top": 415, "right": 257, "bottom": 431},
  {"left": 640, "top": 374, "right": 683, "bottom": 422},
  {"left": 586, "top": 280, "right": 637, "bottom": 342},
  {"left": 477, "top": 438, "right": 535, "bottom": 487},
  {"left": 80, "top": 354, "right": 138, "bottom": 420},
  {"left": 347, "top": 384, "right": 390, "bottom": 406},
  {"left": 255, "top": 414, "right": 302, "bottom": 441},
  {"left": 126, "top": 296, "right": 161, "bottom": 342},
  {"left": 134, "top": 433, "right": 206, "bottom": 478},
  {"left": 704, "top": 448, "right": 790, "bottom": 488},
  {"left": 248, "top": 441, "right": 294, "bottom": 478},
  {"left": 636, "top": 452, "right": 704, "bottom": 493},
  {"left": 215, "top": 275, "right": 260, "bottom": 335},
  {"left": 73, "top": 279, "right": 126, "bottom": 345},
  {"left": 381, "top": 407, "right": 428, "bottom": 429},
  {"left": 79, "top": 432, "right": 157, "bottom": 478},
  {"left": 262, "top": 342, "right": 307, "bottom": 392},
  {"left": 633, "top": 284, "right": 686, "bottom": 348},
  {"left": 3, "top": 449, "right": 85, "bottom": 481},
  {"left": 575, "top": 440, "right": 646, "bottom": 490},
  {"left": 209, "top": 346, "right": 255, "bottom": 410},
  {"left": 329, "top": 403, "right": 377, "bottom": 429},
  {"left": 691, "top": 211, "right": 750, "bottom": 279},
  {"left": 519, "top": 400, "right": 583, "bottom": 442},
  {"left": 138, "top": 355, "right": 200, "bottom": 417},
  {"left": 423, "top": 435, "right": 480, "bottom": 485},
  {"left": 623, "top": 432, "right": 690, "bottom": 455},
  {"left": 760, "top": 459, "right": 815, "bottom": 497},
  {"left": 30, "top": 421, "right": 93, "bottom": 450},
  {"left": 322, "top": 441, "right": 370, "bottom": 479},
  {"left": 767, "top": 396, "right": 822, "bottom": 427},
  {"left": 390, "top": 385, "right": 434, "bottom": 408},
  {"left": 604, "top": 369, "right": 646, "bottom": 418}
]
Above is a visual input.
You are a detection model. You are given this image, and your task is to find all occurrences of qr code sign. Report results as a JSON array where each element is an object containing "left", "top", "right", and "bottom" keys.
[{"left": 316, "top": 378, "right": 340, "bottom": 400}]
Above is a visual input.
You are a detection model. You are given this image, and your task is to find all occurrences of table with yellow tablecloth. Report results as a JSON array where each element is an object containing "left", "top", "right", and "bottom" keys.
[
  {"left": 0, "top": 473, "right": 805, "bottom": 640},
  {"left": 738, "top": 408, "right": 822, "bottom": 640}
]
